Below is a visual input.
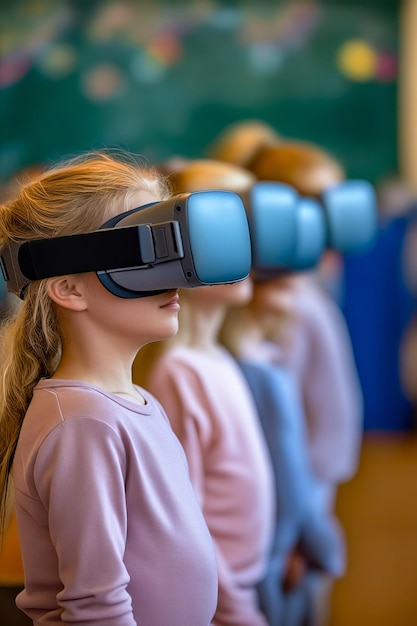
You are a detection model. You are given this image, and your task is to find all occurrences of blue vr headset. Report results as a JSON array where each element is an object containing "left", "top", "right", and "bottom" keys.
[
  {"left": 0, "top": 190, "right": 252, "bottom": 299},
  {"left": 244, "top": 180, "right": 378, "bottom": 279}
]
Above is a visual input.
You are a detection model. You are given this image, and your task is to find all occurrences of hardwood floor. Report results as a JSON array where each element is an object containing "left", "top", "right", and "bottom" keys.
[{"left": 330, "top": 432, "right": 417, "bottom": 626}]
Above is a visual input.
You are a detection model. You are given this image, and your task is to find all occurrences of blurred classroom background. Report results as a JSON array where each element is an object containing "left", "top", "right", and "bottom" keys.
[{"left": 1, "top": 1, "right": 417, "bottom": 625}]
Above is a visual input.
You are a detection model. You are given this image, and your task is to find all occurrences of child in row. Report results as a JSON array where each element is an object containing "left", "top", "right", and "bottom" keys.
[{"left": 0, "top": 151, "right": 219, "bottom": 625}]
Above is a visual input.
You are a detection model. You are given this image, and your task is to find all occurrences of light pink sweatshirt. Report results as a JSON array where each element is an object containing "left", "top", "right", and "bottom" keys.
[
  {"left": 146, "top": 345, "right": 276, "bottom": 626},
  {"left": 13, "top": 379, "right": 218, "bottom": 626},
  {"left": 284, "top": 279, "right": 363, "bottom": 504}
]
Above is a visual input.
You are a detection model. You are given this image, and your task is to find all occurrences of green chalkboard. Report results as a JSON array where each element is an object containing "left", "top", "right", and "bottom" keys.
[{"left": 0, "top": 0, "right": 399, "bottom": 184}]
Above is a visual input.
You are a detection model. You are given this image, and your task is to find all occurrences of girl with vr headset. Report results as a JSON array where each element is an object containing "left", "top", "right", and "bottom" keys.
[
  {"left": 133, "top": 159, "right": 277, "bottom": 626},
  {"left": 220, "top": 273, "right": 347, "bottom": 626},
  {"left": 149, "top": 156, "right": 351, "bottom": 626},
  {"left": 0, "top": 152, "right": 218, "bottom": 626},
  {"left": 242, "top": 137, "right": 363, "bottom": 626},
  {"left": 135, "top": 277, "right": 276, "bottom": 626}
]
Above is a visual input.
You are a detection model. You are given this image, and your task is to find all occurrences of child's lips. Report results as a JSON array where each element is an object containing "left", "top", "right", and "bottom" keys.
[{"left": 161, "top": 293, "right": 180, "bottom": 309}]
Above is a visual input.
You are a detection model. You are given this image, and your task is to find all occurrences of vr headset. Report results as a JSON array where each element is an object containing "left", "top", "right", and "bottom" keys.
[
  {"left": 0, "top": 190, "right": 252, "bottom": 299},
  {"left": 244, "top": 180, "right": 378, "bottom": 279},
  {"left": 0, "top": 181, "right": 378, "bottom": 298},
  {"left": 321, "top": 180, "right": 378, "bottom": 253}
]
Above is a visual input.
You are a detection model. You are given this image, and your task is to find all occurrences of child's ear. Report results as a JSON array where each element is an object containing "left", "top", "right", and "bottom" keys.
[{"left": 46, "top": 275, "right": 88, "bottom": 311}]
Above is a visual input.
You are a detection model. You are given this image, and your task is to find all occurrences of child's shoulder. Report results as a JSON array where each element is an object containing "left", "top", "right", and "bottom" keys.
[{"left": 31, "top": 379, "right": 153, "bottom": 422}]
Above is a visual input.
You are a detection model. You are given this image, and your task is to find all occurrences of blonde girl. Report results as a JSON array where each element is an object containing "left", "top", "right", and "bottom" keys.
[{"left": 0, "top": 152, "right": 217, "bottom": 626}]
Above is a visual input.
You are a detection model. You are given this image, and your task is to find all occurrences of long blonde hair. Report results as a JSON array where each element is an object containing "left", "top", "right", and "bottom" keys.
[{"left": 0, "top": 151, "right": 170, "bottom": 533}]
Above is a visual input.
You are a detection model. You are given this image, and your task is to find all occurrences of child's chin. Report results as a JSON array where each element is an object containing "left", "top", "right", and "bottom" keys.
[{"left": 164, "top": 321, "right": 179, "bottom": 339}]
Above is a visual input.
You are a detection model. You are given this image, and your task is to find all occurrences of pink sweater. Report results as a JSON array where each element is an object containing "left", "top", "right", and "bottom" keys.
[
  {"left": 284, "top": 280, "right": 363, "bottom": 500},
  {"left": 147, "top": 345, "right": 276, "bottom": 626},
  {"left": 13, "top": 379, "right": 218, "bottom": 626}
]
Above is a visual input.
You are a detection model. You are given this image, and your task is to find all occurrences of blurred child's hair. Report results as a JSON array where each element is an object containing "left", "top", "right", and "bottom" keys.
[
  {"left": 247, "top": 141, "right": 345, "bottom": 197},
  {"left": 206, "top": 119, "right": 280, "bottom": 168}
]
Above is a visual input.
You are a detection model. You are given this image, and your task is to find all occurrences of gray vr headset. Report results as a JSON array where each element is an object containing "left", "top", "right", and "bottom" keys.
[
  {"left": 0, "top": 181, "right": 378, "bottom": 298},
  {"left": 0, "top": 190, "right": 252, "bottom": 299},
  {"left": 243, "top": 180, "right": 378, "bottom": 280}
]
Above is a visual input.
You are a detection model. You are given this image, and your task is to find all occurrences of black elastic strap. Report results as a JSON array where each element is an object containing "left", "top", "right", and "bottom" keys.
[{"left": 18, "top": 225, "right": 155, "bottom": 280}]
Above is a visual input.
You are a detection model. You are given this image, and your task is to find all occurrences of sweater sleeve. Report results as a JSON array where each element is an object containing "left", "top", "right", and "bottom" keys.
[
  {"left": 32, "top": 417, "right": 136, "bottom": 626},
  {"left": 148, "top": 359, "right": 268, "bottom": 626},
  {"left": 148, "top": 359, "right": 211, "bottom": 507},
  {"left": 290, "top": 282, "right": 363, "bottom": 484}
]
